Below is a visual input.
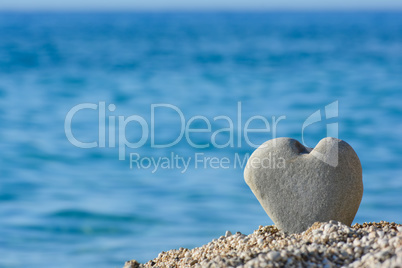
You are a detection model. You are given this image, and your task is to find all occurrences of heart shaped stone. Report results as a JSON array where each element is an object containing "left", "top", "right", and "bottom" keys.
[{"left": 244, "top": 137, "right": 363, "bottom": 234}]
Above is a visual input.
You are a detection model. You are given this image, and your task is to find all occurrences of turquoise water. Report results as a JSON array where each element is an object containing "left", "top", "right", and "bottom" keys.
[{"left": 0, "top": 12, "right": 401, "bottom": 267}]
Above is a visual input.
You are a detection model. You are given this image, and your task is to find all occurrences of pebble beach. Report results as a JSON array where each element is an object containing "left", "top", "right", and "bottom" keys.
[{"left": 124, "top": 221, "right": 402, "bottom": 268}]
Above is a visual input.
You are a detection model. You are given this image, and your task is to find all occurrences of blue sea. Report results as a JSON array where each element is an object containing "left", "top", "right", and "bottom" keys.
[{"left": 0, "top": 12, "right": 401, "bottom": 267}]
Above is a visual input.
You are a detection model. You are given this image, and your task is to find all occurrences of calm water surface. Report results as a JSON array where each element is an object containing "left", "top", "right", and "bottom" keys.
[{"left": 0, "top": 12, "right": 401, "bottom": 267}]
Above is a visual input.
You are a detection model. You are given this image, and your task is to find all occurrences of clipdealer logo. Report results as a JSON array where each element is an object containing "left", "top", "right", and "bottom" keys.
[{"left": 64, "top": 101, "right": 339, "bottom": 172}]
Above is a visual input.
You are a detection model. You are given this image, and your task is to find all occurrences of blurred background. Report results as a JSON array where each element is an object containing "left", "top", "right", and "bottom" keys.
[{"left": 0, "top": 1, "right": 402, "bottom": 267}]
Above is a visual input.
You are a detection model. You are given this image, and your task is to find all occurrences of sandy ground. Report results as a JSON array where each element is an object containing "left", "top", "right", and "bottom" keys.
[{"left": 124, "top": 221, "right": 402, "bottom": 268}]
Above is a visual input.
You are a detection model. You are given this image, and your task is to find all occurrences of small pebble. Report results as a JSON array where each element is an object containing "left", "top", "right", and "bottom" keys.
[{"left": 267, "top": 251, "right": 281, "bottom": 261}]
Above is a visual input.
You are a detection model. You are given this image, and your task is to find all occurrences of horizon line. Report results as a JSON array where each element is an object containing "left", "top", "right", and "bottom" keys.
[{"left": 1, "top": 8, "right": 402, "bottom": 13}]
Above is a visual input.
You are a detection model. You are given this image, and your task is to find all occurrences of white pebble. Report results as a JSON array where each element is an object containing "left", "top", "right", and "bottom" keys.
[
  {"left": 369, "top": 232, "right": 377, "bottom": 239},
  {"left": 377, "top": 230, "right": 384, "bottom": 238},
  {"left": 267, "top": 251, "right": 280, "bottom": 261}
]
